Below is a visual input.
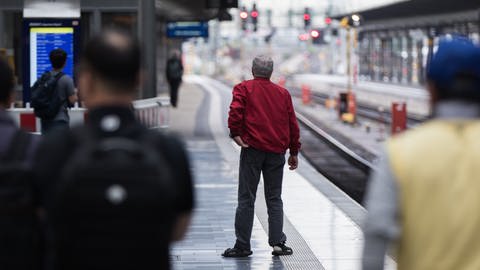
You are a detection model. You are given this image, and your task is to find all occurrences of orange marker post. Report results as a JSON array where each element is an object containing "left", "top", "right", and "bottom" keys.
[
  {"left": 391, "top": 102, "right": 407, "bottom": 135},
  {"left": 278, "top": 76, "right": 286, "bottom": 88},
  {"left": 302, "top": 84, "right": 311, "bottom": 105},
  {"left": 347, "top": 92, "right": 357, "bottom": 123}
]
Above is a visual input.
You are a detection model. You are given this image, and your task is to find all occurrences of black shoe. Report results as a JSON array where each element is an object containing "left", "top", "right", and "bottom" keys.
[
  {"left": 271, "top": 242, "right": 293, "bottom": 256},
  {"left": 222, "top": 247, "right": 253, "bottom": 257}
]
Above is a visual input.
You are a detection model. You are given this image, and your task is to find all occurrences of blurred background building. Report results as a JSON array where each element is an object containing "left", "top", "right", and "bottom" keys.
[{"left": 0, "top": 0, "right": 478, "bottom": 101}]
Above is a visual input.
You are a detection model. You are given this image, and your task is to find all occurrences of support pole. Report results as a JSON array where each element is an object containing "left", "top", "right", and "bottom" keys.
[
  {"left": 0, "top": 11, "right": 4, "bottom": 48},
  {"left": 478, "top": 9, "right": 480, "bottom": 36},
  {"left": 213, "top": 20, "right": 220, "bottom": 76},
  {"left": 346, "top": 26, "right": 352, "bottom": 93},
  {"left": 138, "top": 0, "right": 157, "bottom": 98},
  {"left": 92, "top": 9, "right": 101, "bottom": 34}
]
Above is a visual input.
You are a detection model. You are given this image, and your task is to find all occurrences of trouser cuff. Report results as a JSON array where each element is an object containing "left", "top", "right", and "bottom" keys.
[{"left": 234, "top": 240, "right": 250, "bottom": 251}]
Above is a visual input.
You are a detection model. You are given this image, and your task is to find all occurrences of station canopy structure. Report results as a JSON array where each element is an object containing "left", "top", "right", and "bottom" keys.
[
  {"left": 332, "top": 0, "right": 479, "bottom": 29},
  {"left": 155, "top": 0, "right": 219, "bottom": 21},
  {"left": 357, "top": 0, "right": 478, "bottom": 21}
]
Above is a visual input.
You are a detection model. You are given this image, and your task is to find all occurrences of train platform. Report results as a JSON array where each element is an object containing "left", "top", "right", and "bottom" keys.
[{"left": 167, "top": 75, "right": 396, "bottom": 270}]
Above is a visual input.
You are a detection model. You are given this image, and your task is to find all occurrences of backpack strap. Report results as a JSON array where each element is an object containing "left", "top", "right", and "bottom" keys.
[
  {"left": 52, "top": 71, "right": 65, "bottom": 93},
  {"left": 40, "top": 71, "right": 51, "bottom": 80},
  {"left": 1, "top": 130, "right": 31, "bottom": 162},
  {"left": 38, "top": 71, "right": 63, "bottom": 82},
  {"left": 54, "top": 71, "right": 65, "bottom": 81},
  {"left": 54, "top": 72, "right": 71, "bottom": 107}
]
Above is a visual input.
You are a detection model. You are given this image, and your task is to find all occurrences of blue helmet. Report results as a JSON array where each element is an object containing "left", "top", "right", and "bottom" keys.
[{"left": 427, "top": 36, "right": 480, "bottom": 96}]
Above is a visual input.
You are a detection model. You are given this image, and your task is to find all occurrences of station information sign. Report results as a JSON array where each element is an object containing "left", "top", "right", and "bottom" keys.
[
  {"left": 23, "top": 19, "right": 80, "bottom": 104},
  {"left": 29, "top": 27, "right": 74, "bottom": 86},
  {"left": 166, "top": 22, "right": 209, "bottom": 38}
]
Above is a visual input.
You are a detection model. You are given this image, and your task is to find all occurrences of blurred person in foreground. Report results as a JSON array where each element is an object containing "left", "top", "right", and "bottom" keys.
[
  {"left": 223, "top": 55, "right": 301, "bottom": 257},
  {"left": 33, "top": 29, "right": 193, "bottom": 270},
  {"left": 0, "top": 58, "right": 41, "bottom": 270},
  {"left": 362, "top": 37, "right": 480, "bottom": 270}
]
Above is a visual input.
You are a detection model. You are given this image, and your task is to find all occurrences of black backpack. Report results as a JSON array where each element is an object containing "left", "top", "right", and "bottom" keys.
[
  {"left": 167, "top": 59, "right": 183, "bottom": 80},
  {"left": 31, "top": 72, "right": 64, "bottom": 120},
  {"left": 0, "top": 130, "right": 40, "bottom": 270},
  {"left": 52, "top": 128, "right": 175, "bottom": 269}
]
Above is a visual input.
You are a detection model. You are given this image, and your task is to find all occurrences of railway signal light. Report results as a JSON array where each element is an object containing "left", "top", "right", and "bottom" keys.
[
  {"left": 303, "top": 7, "right": 311, "bottom": 29},
  {"left": 240, "top": 6, "right": 248, "bottom": 30},
  {"left": 298, "top": 33, "right": 310, "bottom": 41},
  {"left": 251, "top": 3, "right": 258, "bottom": 32},
  {"left": 351, "top": 14, "right": 362, "bottom": 27},
  {"left": 325, "top": 17, "right": 332, "bottom": 25},
  {"left": 298, "top": 33, "right": 309, "bottom": 41},
  {"left": 310, "top": 29, "right": 324, "bottom": 45},
  {"left": 240, "top": 11, "right": 248, "bottom": 19},
  {"left": 341, "top": 14, "right": 363, "bottom": 28},
  {"left": 310, "top": 30, "right": 320, "bottom": 39}
]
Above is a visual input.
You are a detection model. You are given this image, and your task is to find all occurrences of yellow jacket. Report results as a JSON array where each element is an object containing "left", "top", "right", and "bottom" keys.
[{"left": 388, "top": 120, "right": 480, "bottom": 270}]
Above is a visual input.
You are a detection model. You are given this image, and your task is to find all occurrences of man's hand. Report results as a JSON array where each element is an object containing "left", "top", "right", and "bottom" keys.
[
  {"left": 68, "top": 91, "right": 78, "bottom": 106},
  {"left": 233, "top": 136, "right": 249, "bottom": 148},
  {"left": 288, "top": 155, "right": 298, "bottom": 170}
]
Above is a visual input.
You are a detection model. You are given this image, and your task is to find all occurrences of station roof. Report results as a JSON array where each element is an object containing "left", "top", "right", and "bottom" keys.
[
  {"left": 0, "top": 0, "right": 220, "bottom": 22},
  {"left": 334, "top": 0, "right": 479, "bottom": 26},
  {"left": 356, "top": 0, "right": 479, "bottom": 22},
  {"left": 155, "top": 0, "right": 218, "bottom": 21}
]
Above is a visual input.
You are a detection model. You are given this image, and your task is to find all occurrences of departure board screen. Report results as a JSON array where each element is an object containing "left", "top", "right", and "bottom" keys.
[
  {"left": 23, "top": 19, "right": 79, "bottom": 104},
  {"left": 29, "top": 27, "right": 74, "bottom": 86}
]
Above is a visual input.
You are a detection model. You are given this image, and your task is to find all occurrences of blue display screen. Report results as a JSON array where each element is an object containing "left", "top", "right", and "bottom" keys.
[
  {"left": 30, "top": 27, "right": 74, "bottom": 86},
  {"left": 167, "top": 21, "right": 209, "bottom": 38}
]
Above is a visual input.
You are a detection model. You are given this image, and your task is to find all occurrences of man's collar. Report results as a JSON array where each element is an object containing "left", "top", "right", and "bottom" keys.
[
  {"left": 434, "top": 100, "right": 480, "bottom": 119},
  {"left": 253, "top": 77, "right": 270, "bottom": 81},
  {"left": 87, "top": 105, "right": 136, "bottom": 126}
]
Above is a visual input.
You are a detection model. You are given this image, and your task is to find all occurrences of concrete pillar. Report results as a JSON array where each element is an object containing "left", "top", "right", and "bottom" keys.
[
  {"left": 478, "top": 9, "right": 480, "bottom": 35},
  {"left": 0, "top": 11, "right": 4, "bottom": 48},
  {"left": 157, "top": 21, "right": 169, "bottom": 95},
  {"left": 406, "top": 35, "right": 412, "bottom": 83},
  {"left": 92, "top": 9, "right": 101, "bottom": 34},
  {"left": 138, "top": 0, "right": 157, "bottom": 98}
]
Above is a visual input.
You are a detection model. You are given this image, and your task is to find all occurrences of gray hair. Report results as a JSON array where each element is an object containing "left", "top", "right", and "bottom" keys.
[{"left": 252, "top": 55, "right": 273, "bottom": 78}]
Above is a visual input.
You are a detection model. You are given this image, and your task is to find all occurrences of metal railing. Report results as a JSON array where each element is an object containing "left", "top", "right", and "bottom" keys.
[{"left": 7, "top": 97, "right": 171, "bottom": 133}]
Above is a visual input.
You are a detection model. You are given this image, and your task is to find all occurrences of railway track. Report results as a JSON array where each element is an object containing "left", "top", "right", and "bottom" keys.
[
  {"left": 296, "top": 112, "right": 375, "bottom": 204},
  {"left": 314, "top": 92, "right": 427, "bottom": 126},
  {"left": 292, "top": 88, "right": 428, "bottom": 127}
]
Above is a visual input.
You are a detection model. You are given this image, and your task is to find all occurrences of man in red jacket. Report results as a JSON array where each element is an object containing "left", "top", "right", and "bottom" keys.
[{"left": 222, "top": 55, "right": 301, "bottom": 257}]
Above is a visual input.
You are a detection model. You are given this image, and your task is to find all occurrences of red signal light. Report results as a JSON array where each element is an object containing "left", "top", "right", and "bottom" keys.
[
  {"left": 240, "top": 11, "right": 248, "bottom": 19},
  {"left": 303, "top": 14, "right": 311, "bottom": 21},
  {"left": 310, "top": 30, "right": 320, "bottom": 38},
  {"left": 251, "top": 11, "right": 258, "bottom": 18},
  {"left": 325, "top": 17, "right": 332, "bottom": 25},
  {"left": 298, "top": 33, "right": 310, "bottom": 41}
]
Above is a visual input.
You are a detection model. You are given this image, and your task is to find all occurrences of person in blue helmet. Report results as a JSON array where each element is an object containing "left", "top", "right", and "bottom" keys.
[{"left": 362, "top": 37, "right": 480, "bottom": 270}]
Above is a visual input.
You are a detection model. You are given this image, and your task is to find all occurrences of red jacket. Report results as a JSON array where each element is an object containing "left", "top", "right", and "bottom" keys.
[{"left": 228, "top": 77, "right": 301, "bottom": 155}]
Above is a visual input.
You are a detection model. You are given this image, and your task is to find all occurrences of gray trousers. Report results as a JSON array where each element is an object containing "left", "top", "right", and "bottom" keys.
[
  {"left": 234, "top": 147, "right": 287, "bottom": 250},
  {"left": 40, "top": 120, "right": 69, "bottom": 135}
]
